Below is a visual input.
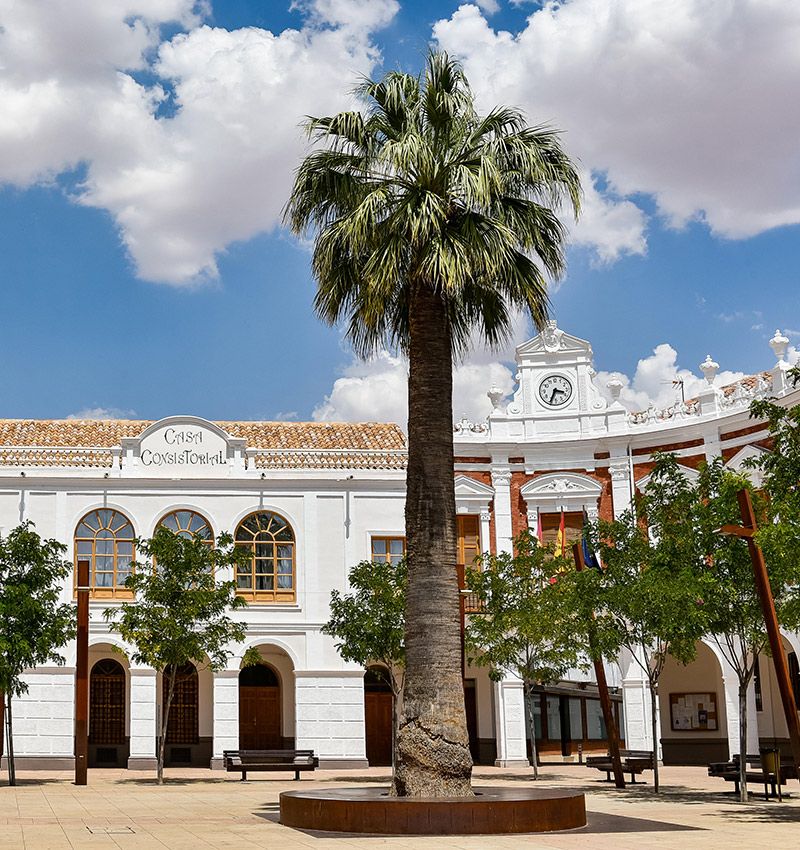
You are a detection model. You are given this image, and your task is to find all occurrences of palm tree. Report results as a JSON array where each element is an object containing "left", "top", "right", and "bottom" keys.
[{"left": 285, "top": 51, "right": 580, "bottom": 797}]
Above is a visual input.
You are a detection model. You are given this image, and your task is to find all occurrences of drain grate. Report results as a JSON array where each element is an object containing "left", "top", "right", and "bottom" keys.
[{"left": 86, "top": 826, "right": 135, "bottom": 835}]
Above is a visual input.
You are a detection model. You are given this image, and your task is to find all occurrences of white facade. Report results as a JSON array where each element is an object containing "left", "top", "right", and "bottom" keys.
[{"left": 2, "top": 326, "right": 799, "bottom": 769}]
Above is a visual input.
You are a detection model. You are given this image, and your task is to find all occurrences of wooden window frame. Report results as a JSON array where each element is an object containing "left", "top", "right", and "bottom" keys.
[
  {"left": 370, "top": 536, "right": 406, "bottom": 565},
  {"left": 234, "top": 511, "right": 296, "bottom": 603},
  {"left": 157, "top": 509, "right": 214, "bottom": 544},
  {"left": 74, "top": 509, "right": 136, "bottom": 599}
]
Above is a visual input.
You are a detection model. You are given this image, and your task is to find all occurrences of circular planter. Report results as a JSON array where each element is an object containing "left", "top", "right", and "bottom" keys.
[{"left": 279, "top": 786, "right": 586, "bottom": 835}]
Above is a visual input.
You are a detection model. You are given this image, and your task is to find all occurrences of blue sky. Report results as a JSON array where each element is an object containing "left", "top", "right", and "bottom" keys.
[{"left": 0, "top": 1, "right": 798, "bottom": 424}]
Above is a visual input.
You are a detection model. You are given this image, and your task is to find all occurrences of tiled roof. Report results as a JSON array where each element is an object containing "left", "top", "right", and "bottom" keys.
[{"left": 0, "top": 419, "right": 406, "bottom": 470}]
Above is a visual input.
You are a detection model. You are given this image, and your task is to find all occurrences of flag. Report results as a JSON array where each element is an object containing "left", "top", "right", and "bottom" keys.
[
  {"left": 554, "top": 510, "right": 566, "bottom": 558},
  {"left": 581, "top": 509, "right": 602, "bottom": 571}
]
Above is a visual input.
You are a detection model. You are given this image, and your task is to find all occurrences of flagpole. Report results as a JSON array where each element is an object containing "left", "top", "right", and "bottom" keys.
[{"left": 573, "top": 542, "right": 626, "bottom": 789}]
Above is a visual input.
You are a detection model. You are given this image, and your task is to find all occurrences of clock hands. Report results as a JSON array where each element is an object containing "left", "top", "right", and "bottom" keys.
[{"left": 550, "top": 388, "right": 567, "bottom": 405}]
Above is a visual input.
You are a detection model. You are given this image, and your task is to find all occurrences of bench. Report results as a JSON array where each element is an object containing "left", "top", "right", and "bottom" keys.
[
  {"left": 586, "top": 749, "right": 655, "bottom": 784},
  {"left": 222, "top": 749, "right": 319, "bottom": 781},
  {"left": 708, "top": 752, "right": 796, "bottom": 800}
]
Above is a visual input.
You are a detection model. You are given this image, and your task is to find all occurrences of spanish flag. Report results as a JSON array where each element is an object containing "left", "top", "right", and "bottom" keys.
[{"left": 553, "top": 510, "right": 566, "bottom": 558}]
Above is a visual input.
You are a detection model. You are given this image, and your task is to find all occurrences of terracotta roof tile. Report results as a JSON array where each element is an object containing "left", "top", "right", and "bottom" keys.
[{"left": 0, "top": 419, "right": 406, "bottom": 470}]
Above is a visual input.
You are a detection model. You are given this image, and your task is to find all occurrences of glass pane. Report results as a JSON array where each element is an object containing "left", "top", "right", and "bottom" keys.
[
  {"left": 372, "top": 538, "right": 386, "bottom": 556},
  {"left": 255, "top": 560, "right": 272, "bottom": 575},
  {"left": 97, "top": 509, "right": 113, "bottom": 528},
  {"left": 277, "top": 558, "right": 292, "bottom": 574},
  {"left": 256, "top": 543, "right": 274, "bottom": 559},
  {"left": 97, "top": 529, "right": 113, "bottom": 540},
  {"left": 82, "top": 512, "right": 101, "bottom": 531},
  {"left": 586, "top": 700, "right": 607, "bottom": 740},
  {"left": 569, "top": 698, "right": 583, "bottom": 740},
  {"left": 389, "top": 539, "right": 404, "bottom": 555},
  {"left": 95, "top": 556, "right": 113, "bottom": 571},
  {"left": 96, "top": 539, "right": 113, "bottom": 556},
  {"left": 274, "top": 526, "right": 293, "bottom": 542},
  {"left": 236, "top": 562, "right": 251, "bottom": 577},
  {"left": 117, "top": 522, "right": 134, "bottom": 539},
  {"left": 237, "top": 575, "right": 252, "bottom": 589},
  {"left": 176, "top": 511, "right": 191, "bottom": 528},
  {"left": 77, "top": 541, "right": 93, "bottom": 555},
  {"left": 116, "top": 568, "right": 132, "bottom": 586},
  {"left": 76, "top": 523, "right": 94, "bottom": 537},
  {"left": 117, "top": 541, "right": 133, "bottom": 557},
  {"left": 389, "top": 553, "right": 402, "bottom": 566},
  {"left": 277, "top": 544, "right": 292, "bottom": 559},
  {"left": 161, "top": 513, "right": 179, "bottom": 531},
  {"left": 256, "top": 574, "right": 274, "bottom": 590},
  {"left": 546, "top": 696, "right": 561, "bottom": 741},
  {"left": 277, "top": 574, "right": 292, "bottom": 589},
  {"left": 530, "top": 695, "right": 543, "bottom": 740}
]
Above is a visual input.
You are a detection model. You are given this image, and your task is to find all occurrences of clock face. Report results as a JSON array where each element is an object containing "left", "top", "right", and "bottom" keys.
[{"left": 539, "top": 374, "right": 573, "bottom": 408}]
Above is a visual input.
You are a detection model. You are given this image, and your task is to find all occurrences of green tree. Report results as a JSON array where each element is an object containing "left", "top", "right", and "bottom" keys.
[
  {"left": 104, "top": 527, "right": 257, "bottom": 784},
  {"left": 284, "top": 50, "right": 580, "bottom": 796},
  {"left": 323, "top": 557, "right": 407, "bottom": 767},
  {"left": 0, "top": 522, "right": 76, "bottom": 786},
  {"left": 465, "top": 532, "right": 587, "bottom": 779},
  {"left": 582, "top": 456, "right": 709, "bottom": 793}
]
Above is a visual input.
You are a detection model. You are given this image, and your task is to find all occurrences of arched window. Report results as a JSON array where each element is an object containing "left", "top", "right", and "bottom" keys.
[
  {"left": 75, "top": 509, "right": 135, "bottom": 598},
  {"left": 234, "top": 511, "right": 295, "bottom": 602},
  {"left": 158, "top": 510, "right": 213, "bottom": 543}
]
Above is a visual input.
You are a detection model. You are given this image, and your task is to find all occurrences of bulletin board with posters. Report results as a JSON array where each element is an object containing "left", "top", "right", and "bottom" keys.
[{"left": 669, "top": 692, "right": 718, "bottom": 732}]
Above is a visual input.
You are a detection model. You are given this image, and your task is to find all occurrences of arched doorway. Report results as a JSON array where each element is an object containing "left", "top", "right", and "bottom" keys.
[
  {"left": 89, "top": 658, "right": 127, "bottom": 767},
  {"left": 163, "top": 662, "right": 199, "bottom": 766},
  {"left": 239, "top": 664, "right": 282, "bottom": 749},
  {"left": 364, "top": 668, "right": 393, "bottom": 766}
]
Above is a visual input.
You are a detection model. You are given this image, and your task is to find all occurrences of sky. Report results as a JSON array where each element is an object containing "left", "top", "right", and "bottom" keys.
[{"left": 0, "top": 0, "right": 799, "bottom": 426}]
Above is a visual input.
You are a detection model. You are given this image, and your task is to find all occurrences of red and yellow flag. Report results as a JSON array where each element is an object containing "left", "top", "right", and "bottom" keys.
[{"left": 553, "top": 510, "right": 566, "bottom": 558}]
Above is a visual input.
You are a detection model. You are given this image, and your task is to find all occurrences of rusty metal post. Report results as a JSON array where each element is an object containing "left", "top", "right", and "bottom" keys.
[
  {"left": 75, "top": 559, "right": 90, "bottom": 786},
  {"left": 722, "top": 489, "right": 800, "bottom": 781},
  {"left": 573, "top": 543, "right": 626, "bottom": 789}
]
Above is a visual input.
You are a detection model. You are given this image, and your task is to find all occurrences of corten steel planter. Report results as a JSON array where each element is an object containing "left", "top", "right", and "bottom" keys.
[{"left": 279, "top": 786, "right": 586, "bottom": 835}]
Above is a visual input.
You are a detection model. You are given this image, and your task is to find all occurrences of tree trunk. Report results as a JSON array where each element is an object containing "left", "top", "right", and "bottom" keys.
[
  {"left": 649, "top": 681, "right": 659, "bottom": 794},
  {"left": 525, "top": 685, "right": 540, "bottom": 780},
  {"left": 158, "top": 667, "right": 177, "bottom": 786},
  {"left": 738, "top": 681, "right": 749, "bottom": 803},
  {"left": 5, "top": 692, "right": 16, "bottom": 787},
  {"left": 393, "top": 282, "right": 472, "bottom": 797}
]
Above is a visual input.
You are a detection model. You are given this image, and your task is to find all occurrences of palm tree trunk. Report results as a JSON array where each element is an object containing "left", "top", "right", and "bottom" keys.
[
  {"left": 393, "top": 281, "right": 473, "bottom": 797},
  {"left": 738, "top": 681, "right": 749, "bottom": 803},
  {"left": 5, "top": 692, "right": 16, "bottom": 787}
]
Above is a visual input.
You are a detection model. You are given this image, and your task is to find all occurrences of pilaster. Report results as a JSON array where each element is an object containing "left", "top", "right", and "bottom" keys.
[
  {"left": 128, "top": 667, "right": 157, "bottom": 770},
  {"left": 490, "top": 469, "right": 513, "bottom": 555},
  {"left": 493, "top": 677, "right": 530, "bottom": 767},
  {"left": 211, "top": 670, "right": 239, "bottom": 769}
]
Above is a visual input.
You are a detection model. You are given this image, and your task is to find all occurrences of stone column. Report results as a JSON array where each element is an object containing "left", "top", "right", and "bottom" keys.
[
  {"left": 294, "top": 671, "right": 368, "bottom": 769},
  {"left": 609, "top": 458, "right": 632, "bottom": 519},
  {"left": 128, "top": 667, "right": 157, "bottom": 770},
  {"left": 211, "top": 670, "right": 239, "bottom": 769},
  {"left": 491, "top": 469, "right": 513, "bottom": 555},
  {"left": 479, "top": 509, "right": 491, "bottom": 554},
  {"left": 493, "top": 677, "right": 530, "bottom": 767}
]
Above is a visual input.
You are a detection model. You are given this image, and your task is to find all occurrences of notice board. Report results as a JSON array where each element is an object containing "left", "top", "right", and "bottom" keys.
[{"left": 669, "top": 692, "right": 718, "bottom": 732}]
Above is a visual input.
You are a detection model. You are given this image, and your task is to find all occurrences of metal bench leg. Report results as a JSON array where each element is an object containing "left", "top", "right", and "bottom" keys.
[
  {"left": 241, "top": 771, "right": 247, "bottom": 782},
  {"left": 629, "top": 773, "right": 636, "bottom": 784},
  {"left": 295, "top": 770, "right": 300, "bottom": 781},
  {"left": 605, "top": 771, "right": 611, "bottom": 782}
]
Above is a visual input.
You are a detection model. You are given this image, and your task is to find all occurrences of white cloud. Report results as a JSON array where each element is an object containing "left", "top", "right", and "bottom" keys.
[
  {"left": 313, "top": 344, "right": 521, "bottom": 428},
  {"left": 0, "top": 0, "right": 396, "bottom": 284},
  {"left": 474, "top": 0, "right": 501, "bottom": 14},
  {"left": 433, "top": 1, "right": 800, "bottom": 259},
  {"left": 594, "top": 344, "right": 746, "bottom": 412},
  {"left": 66, "top": 406, "right": 137, "bottom": 420}
]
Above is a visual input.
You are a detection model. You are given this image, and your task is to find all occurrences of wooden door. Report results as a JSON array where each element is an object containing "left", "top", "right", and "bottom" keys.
[
  {"left": 464, "top": 680, "right": 480, "bottom": 763},
  {"left": 90, "top": 659, "right": 126, "bottom": 746},
  {"left": 364, "top": 690, "right": 393, "bottom": 766},
  {"left": 239, "top": 664, "right": 282, "bottom": 750}
]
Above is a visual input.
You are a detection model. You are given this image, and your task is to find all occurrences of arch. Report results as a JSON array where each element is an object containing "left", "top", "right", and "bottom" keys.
[
  {"left": 163, "top": 662, "right": 199, "bottom": 765},
  {"left": 89, "top": 657, "right": 127, "bottom": 768},
  {"left": 659, "top": 639, "right": 728, "bottom": 765},
  {"left": 234, "top": 510, "right": 296, "bottom": 602},
  {"left": 156, "top": 509, "right": 214, "bottom": 543},
  {"left": 520, "top": 472, "right": 603, "bottom": 517},
  {"left": 239, "top": 661, "right": 283, "bottom": 749},
  {"left": 74, "top": 508, "right": 136, "bottom": 598},
  {"left": 237, "top": 635, "right": 301, "bottom": 670}
]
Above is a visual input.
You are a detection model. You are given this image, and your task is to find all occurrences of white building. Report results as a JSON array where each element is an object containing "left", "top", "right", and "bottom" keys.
[{"left": 1, "top": 326, "right": 799, "bottom": 770}]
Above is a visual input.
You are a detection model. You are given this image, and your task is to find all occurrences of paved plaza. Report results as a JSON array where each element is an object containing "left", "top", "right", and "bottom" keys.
[{"left": 0, "top": 764, "right": 797, "bottom": 849}]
